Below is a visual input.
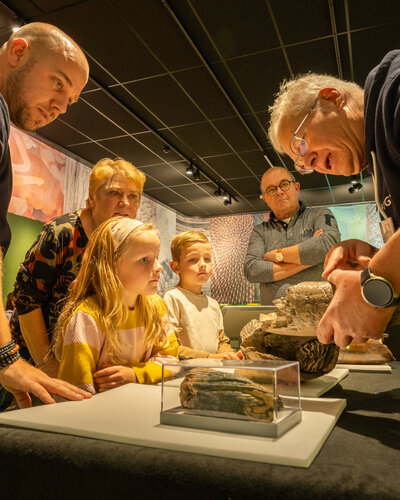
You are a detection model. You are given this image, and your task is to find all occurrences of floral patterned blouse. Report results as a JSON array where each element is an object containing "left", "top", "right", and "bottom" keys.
[{"left": 10, "top": 211, "right": 88, "bottom": 350}]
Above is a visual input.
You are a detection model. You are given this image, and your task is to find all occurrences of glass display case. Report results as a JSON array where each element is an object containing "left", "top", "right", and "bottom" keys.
[{"left": 160, "top": 359, "right": 301, "bottom": 438}]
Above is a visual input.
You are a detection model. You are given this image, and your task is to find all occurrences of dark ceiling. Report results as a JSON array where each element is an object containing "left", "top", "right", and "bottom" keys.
[{"left": 1, "top": 0, "right": 399, "bottom": 216}]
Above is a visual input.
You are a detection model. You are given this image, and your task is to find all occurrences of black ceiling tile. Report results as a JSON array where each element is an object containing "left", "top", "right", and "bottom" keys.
[
  {"left": 269, "top": 0, "right": 332, "bottom": 45},
  {"left": 125, "top": 74, "right": 205, "bottom": 127},
  {"left": 331, "top": 185, "right": 364, "bottom": 204},
  {"left": 325, "top": 174, "right": 353, "bottom": 187},
  {"left": 287, "top": 38, "right": 340, "bottom": 77},
  {"left": 190, "top": 197, "right": 232, "bottom": 213},
  {"left": 134, "top": 132, "right": 183, "bottom": 162},
  {"left": 185, "top": 0, "right": 278, "bottom": 59},
  {"left": 351, "top": 25, "right": 400, "bottom": 86},
  {"left": 108, "top": 85, "right": 165, "bottom": 130},
  {"left": 210, "top": 62, "right": 252, "bottom": 114},
  {"left": 85, "top": 58, "right": 116, "bottom": 88},
  {"left": 237, "top": 151, "right": 271, "bottom": 176},
  {"left": 227, "top": 49, "right": 291, "bottom": 112},
  {"left": 229, "top": 199, "right": 254, "bottom": 214},
  {"left": 168, "top": 201, "right": 210, "bottom": 216},
  {"left": 82, "top": 90, "right": 147, "bottom": 135},
  {"left": 261, "top": 148, "right": 288, "bottom": 168},
  {"left": 205, "top": 154, "right": 250, "bottom": 179},
  {"left": 172, "top": 183, "right": 214, "bottom": 201},
  {"left": 300, "top": 188, "right": 334, "bottom": 206},
  {"left": 167, "top": 0, "right": 221, "bottom": 62},
  {"left": 97, "top": 136, "right": 163, "bottom": 167},
  {"left": 67, "top": 142, "right": 113, "bottom": 165},
  {"left": 156, "top": 128, "right": 199, "bottom": 161},
  {"left": 81, "top": 80, "right": 100, "bottom": 93},
  {"left": 61, "top": 101, "right": 126, "bottom": 140},
  {"left": 171, "top": 122, "right": 232, "bottom": 157},
  {"left": 212, "top": 117, "right": 260, "bottom": 153},
  {"left": 243, "top": 196, "right": 267, "bottom": 212},
  {"left": 38, "top": 119, "right": 88, "bottom": 148},
  {"left": 227, "top": 177, "right": 261, "bottom": 197},
  {"left": 145, "top": 187, "right": 187, "bottom": 205},
  {"left": 292, "top": 171, "right": 329, "bottom": 191},
  {"left": 336, "top": 0, "right": 400, "bottom": 32},
  {"left": 113, "top": 0, "right": 201, "bottom": 71},
  {"left": 34, "top": 0, "right": 165, "bottom": 82},
  {"left": 174, "top": 66, "right": 235, "bottom": 120},
  {"left": 25, "top": 0, "right": 76, "bottom": 11},
  {"left": 242, "top": 114, "right": 270, "bottom": 150},
  {"left": 141, "top": 174, "right": 163, "bottom": 190},
  {"left": 140, "top": 163, "right": 189, "bottom": 186},
  {"left": 6, "top": 1, "right": 45, "bottom": 18}
]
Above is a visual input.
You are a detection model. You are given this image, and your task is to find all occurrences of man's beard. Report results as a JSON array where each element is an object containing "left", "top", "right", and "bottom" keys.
[{"left": 4, "top": 60, "right": 37, "bottom": 131}]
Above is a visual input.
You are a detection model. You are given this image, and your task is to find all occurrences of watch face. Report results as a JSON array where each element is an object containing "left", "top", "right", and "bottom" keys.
[
  {"left": 363, "top": 279, "right": 394, "bottom": 307},
  {"left": 276, "top": 251, "right": 284, "bottom": 262}
]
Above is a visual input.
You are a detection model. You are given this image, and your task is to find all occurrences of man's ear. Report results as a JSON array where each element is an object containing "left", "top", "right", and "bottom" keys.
[
  {"left": 8, "top": 38, "right": 29, "bottom": 68},
  {"left": 294, "top": 181, "right": 301, "bottom": 192},
  {"left": 318, "top": 88, "right": 346, "bottom": 110},
  {"left": 170, "top": 260, "right": 180, "bottom": 274}
]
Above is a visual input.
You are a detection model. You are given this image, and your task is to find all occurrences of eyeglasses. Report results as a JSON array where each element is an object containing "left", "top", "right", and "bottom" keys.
[
  {"left": 289, "top": 99, "right": 318, "bottom": 175},
  {"left": 260, "top": 179, "right": 295, "bottom": 198}
]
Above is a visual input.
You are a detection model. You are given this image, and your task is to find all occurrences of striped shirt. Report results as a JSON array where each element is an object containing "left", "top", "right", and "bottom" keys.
[{"left": 57, "top": 295, "right": 179, "bottom": 394}]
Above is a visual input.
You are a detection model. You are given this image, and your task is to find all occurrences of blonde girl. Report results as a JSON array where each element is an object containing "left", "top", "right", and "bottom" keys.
[{"left": 54, "top": 217, "right": 178, "bottom": 394}]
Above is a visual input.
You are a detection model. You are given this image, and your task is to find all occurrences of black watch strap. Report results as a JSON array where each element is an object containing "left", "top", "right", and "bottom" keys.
[{"left": 361, "top": 266, "right": 400, "bottom": 308}]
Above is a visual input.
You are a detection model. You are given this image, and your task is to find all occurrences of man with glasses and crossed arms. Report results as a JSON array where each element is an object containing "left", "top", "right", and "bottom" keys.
[{"left": 244, "top": 167, "right": 340, "bottom": 305}]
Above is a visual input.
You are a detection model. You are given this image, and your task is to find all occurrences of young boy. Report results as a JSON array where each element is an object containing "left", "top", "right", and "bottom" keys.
[{"left": 164, "top": 231, "right": 242, "bottom": 359}]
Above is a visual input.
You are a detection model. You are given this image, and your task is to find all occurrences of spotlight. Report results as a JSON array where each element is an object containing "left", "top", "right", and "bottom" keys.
[
  {"left": 214, "top": 187, "right": 222, "bottom": 196},
  {"left": 186, "top": 163, "right": 194, "bottom": 175},
  {"left": 348, "top": 175, "right": 363, "bottom": 193},
  {"left": 349, "top": 183, "right": 362, "bottom": 194},
  {"left": 162, "top": 145, "right": 170, "bottom": 154},
  {"left": 350, "top": 175, "right": 358, "bottom": 185},
  {"left": 223, "top": 195, "right": 232, "bottom": 206},
  {"left": 222, "top": 192, "right": 229, "bottom": 201},
  {"left": 193, "top": 168, "right": 200, "bottom": 181}
]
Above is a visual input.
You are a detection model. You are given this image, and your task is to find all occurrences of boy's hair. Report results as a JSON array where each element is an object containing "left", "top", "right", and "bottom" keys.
[
  {"left": 86, "top": 157, "right": 146, "bottom": 209},
  {"left": 170, "top": 231, "right": 209, "bottom": 262},
  {"left": 54, "top": 217, "right": 165, "bottom": 364}
]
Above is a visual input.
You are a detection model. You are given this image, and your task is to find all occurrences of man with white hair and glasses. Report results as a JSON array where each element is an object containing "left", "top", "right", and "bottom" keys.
[
  {"left": 268, "top": 50, "right": 400, "bottom": 348},
  {"left": 244, "top": 167, "right": 340, "bottom": 305}
]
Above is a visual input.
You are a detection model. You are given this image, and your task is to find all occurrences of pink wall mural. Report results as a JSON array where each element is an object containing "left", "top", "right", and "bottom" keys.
[{"left": 9, "top": 125, "right": 65, "bottom": 223}]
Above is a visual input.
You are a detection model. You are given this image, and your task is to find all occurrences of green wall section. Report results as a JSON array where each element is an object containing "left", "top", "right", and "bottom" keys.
[{"left": 3, "top": 213, "right": 43, "bottom": 305}]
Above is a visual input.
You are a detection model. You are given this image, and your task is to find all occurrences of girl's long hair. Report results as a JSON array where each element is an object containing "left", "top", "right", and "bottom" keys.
[{"left": 53, "top": 217, "right": 165, "bottom": 364}]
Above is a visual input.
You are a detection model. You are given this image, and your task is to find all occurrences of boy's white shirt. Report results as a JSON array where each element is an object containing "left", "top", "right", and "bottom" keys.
[{"left": 163, "top": 286, "right": 223, "bottom": 354}]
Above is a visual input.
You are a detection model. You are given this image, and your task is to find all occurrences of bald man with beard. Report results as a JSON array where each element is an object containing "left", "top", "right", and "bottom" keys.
[{"left": 0, "top": 22, "right": 91, "bottom": 409}]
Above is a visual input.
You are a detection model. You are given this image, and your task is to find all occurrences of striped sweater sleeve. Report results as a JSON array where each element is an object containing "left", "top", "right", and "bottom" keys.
[
  {"left": 132, "top": 312, "right": 179, "bottom": 384},
  {"left": 57, "top": 310, "right": 103, "bottom": 394}
]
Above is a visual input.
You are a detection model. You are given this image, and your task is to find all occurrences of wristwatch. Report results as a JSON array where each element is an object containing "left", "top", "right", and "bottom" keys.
[
  {"left": 360, "top": 266, "right": 400, "bottom": 308},
  {"left": 275, "top": 249, "right": 284, "bottom": 262}
]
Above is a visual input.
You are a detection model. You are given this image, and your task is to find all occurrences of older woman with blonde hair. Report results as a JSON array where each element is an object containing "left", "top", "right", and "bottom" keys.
[{"left": 8, "top": 158, "right": 146, "bottom": 384}]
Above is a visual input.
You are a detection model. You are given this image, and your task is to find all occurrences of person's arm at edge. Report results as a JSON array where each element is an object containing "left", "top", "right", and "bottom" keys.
[
  {"left": 217, "top": 329, "right": 235, "bottom": 353},
  {"left": 19, "top": 308, "right": 58, "bottom": 376},
  {"left": 244, "top": 226, "right": 274, "bottom": 283},
  {"left": 265, "top": 209, "right": 341, "bottom": 265},
  {"left": 0, "top": 257, "right": 91, "bottom": 408},
  {"left": 272, "top": 262, "right": 312, "bottom": 281}
]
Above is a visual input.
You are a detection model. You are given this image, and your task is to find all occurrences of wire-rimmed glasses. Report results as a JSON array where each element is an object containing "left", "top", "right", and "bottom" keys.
[{"left": 289, "top": 99, "right": 318, "bottom": 175}]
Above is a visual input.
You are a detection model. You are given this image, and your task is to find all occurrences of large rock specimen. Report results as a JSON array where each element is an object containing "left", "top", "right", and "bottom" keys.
[
  {"left": 180, "top": 367, "right": 279, "bottom": 422},
  {"left": 240, "top": 281, "right": 395, "bottom": 376},
  {"left": 240, "top": 282, "right": 339, "bottom": 380}
]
